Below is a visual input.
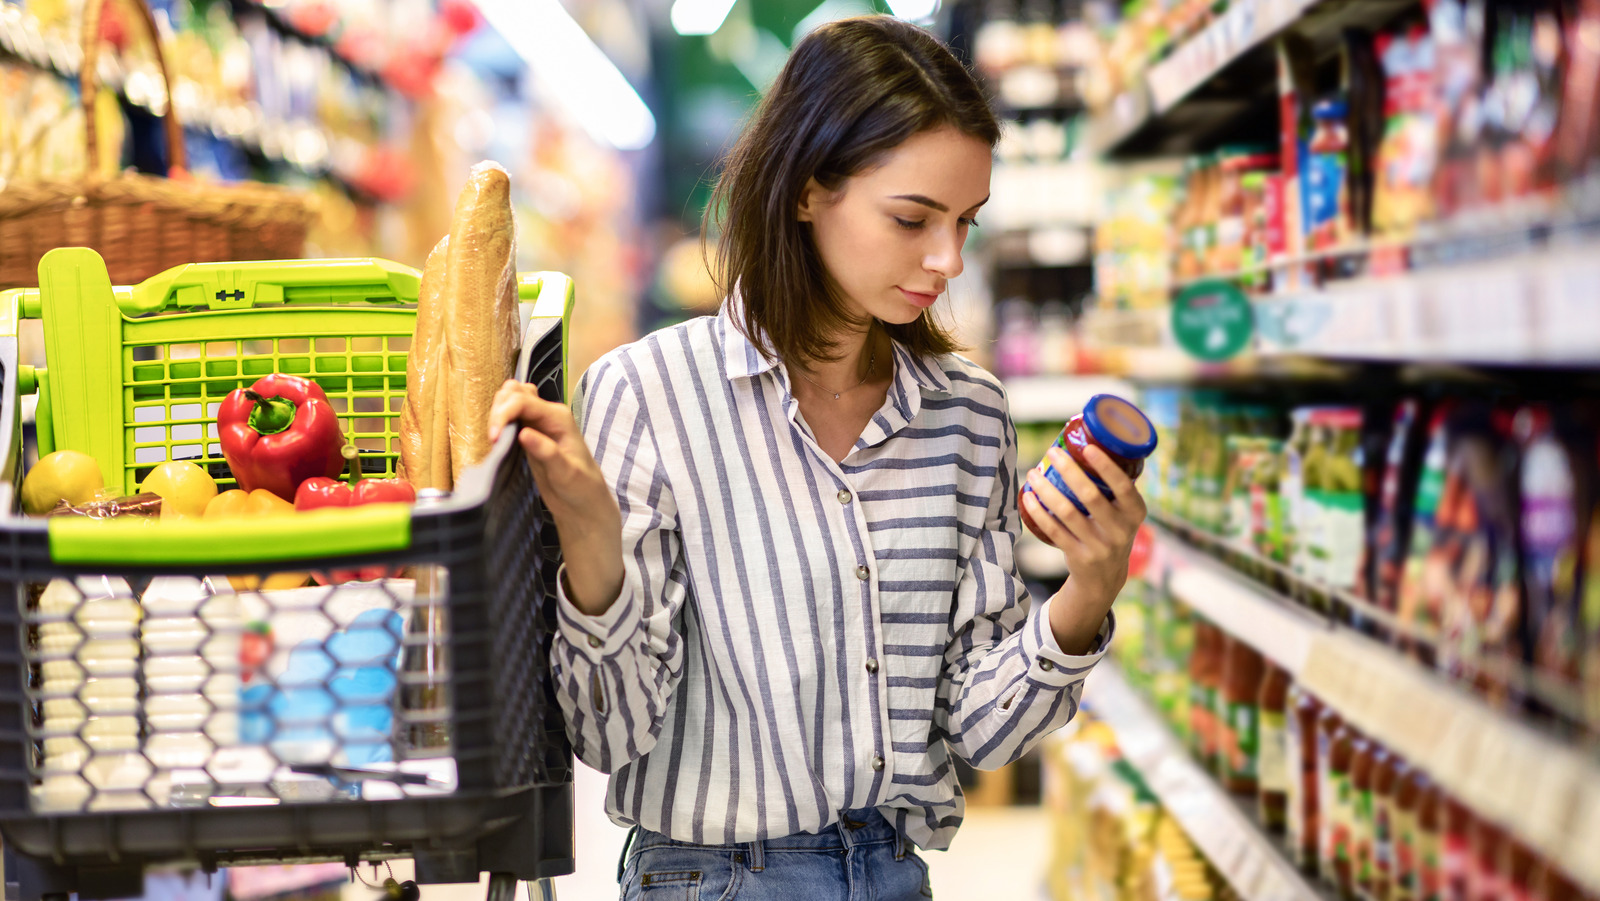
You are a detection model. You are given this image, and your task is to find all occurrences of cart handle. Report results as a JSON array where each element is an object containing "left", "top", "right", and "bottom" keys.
[{"left": 47, "top": 502, "right": 411, "bottom": 566}]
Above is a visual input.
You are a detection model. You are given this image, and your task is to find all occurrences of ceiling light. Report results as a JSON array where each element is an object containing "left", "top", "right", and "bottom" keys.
[
  {"left": 671, "top": 0, "right": 739, "bottom": 36},
  {"left": 887, "top": 0, "right": 939, "bottom": 20},
  {"left": 471, "top": 0, "right": 656, "bottom": 151}
]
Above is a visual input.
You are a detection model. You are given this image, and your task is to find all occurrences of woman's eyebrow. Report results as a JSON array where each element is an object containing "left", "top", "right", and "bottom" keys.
[
  {"left": 890, "top": 194, "right": 949, "bottom": 212},
  {"left": 889, "top": 193, "right": 991, "bottom": 213}
]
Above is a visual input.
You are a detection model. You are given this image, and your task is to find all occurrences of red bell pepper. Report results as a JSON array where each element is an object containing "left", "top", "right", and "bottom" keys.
[
  {"left": 294, "top": 446, "right": 418, "bottom": 510},
  {"left": 295, "top": 445, "right": 418, "bottom": 583},
  {"left": 219, "top": 374, "right": 346, "bottom": 501}
]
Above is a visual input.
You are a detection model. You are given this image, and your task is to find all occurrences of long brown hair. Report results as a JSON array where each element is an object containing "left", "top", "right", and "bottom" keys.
[{"left": 707, "top": 15, "right": 1000, "bottom": 366}]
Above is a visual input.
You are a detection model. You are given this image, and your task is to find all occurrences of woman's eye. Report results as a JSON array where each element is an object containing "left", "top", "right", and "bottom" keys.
[
  {"left": 959, "top": 217, "right": 980, "bottom": 229},
  {"left": 894, "top": 218, "right": 925, "bottom": 230}
]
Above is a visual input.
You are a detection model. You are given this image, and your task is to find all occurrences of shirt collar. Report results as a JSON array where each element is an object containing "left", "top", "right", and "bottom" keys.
[{"left": 717, "top": 300, "right": 954, "bottom": 397}]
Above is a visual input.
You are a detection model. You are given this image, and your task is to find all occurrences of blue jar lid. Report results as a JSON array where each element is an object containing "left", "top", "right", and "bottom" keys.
[{"left": 1083, "top": 394, "right": 1158, "bottom": 460}]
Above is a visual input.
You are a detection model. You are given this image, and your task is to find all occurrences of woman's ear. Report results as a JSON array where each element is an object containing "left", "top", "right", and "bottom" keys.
[{"left": 797, "top": 177, "right": 826, "bottom": 222}]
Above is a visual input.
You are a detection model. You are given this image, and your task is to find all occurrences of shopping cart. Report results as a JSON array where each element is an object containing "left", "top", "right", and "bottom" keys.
[{"left": 0, "top": 248, "right": 576, "bottom": 901}]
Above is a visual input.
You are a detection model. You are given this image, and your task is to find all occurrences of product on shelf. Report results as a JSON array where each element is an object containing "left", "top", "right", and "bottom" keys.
[
  {"left": 1257, "top": 662, "right": 1291, "bottom": 835},
  {"left": 1218, "top": 634, "right": 1264, "bottom": 794},
  {"left": 1287, "top": 684, "right": 1323, "bottom": 877}
]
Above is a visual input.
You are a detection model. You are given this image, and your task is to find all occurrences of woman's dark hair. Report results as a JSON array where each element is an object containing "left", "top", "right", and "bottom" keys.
[{"left": 707, "top": 15, "right": 1000, "bottom": 366}]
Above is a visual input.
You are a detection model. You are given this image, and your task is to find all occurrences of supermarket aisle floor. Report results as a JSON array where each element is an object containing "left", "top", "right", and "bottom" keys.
[{"left": 551, "top": 763, "right": 1052, "bottom": 899}]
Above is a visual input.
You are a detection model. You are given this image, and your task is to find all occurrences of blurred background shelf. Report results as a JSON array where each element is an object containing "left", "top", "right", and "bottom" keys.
[{"left": 1084, "top": 661, "right": 1332, "bottom": 901}]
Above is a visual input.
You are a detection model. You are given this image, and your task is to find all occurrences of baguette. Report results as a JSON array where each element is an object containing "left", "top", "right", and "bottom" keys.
[
  {"left": 397, "top": 235, "right": 451, "bottom": 489},
  {"left": 444, "top": 161, "right": 521, "bottom": 480}
]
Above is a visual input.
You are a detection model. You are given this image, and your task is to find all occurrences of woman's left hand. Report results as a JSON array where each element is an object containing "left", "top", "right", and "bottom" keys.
[{"left": 1022, "top": 444, "right": 1148, "bottom": 638}]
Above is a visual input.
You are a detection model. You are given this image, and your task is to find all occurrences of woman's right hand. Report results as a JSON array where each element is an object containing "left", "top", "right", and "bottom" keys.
[{"left": 489, "top": 380, "right": 624, "bottom": 615}]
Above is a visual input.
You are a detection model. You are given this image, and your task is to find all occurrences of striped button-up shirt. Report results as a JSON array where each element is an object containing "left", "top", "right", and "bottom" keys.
[{"left": 550, "top": 304, "right": 1112, "bottom": 851}]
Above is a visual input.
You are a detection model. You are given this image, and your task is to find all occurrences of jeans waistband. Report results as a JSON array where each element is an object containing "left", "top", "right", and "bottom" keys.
[{"left": 629, "top": 807, "right": 902, "bottom": 857}]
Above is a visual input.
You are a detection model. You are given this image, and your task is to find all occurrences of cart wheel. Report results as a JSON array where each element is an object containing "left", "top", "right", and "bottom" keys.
[
  {"left": 484, "top": 873, "right": 519, "bottom": 901},
  {"left": 527, "top": 880, "right": 556, "bottom": 901}
]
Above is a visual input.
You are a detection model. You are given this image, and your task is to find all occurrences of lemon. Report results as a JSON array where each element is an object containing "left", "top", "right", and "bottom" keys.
[
  {"left": 21, "top": 451, "right": 105, "bottom": 515},
  {"left": 140, "top": 461, "right": 219, "bottom": 518}
]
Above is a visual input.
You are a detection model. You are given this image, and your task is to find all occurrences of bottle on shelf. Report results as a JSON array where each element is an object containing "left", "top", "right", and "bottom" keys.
[
  {"left": 1394, "top": 766, "right": 1426, "bottom": 901},
  {"left": 1257, "top": 663, "right": 1291, "bottom": 834},
  {"left": 1350, "top": 736, "right": 1377, "bottom": 901},
  {"left": 1218, "top": 634, "right": 1264, "bottom": 794},
  {"left": 1327, "top": 721, "right": 1358, "bottom": 899},
  {"left": 1288, "top": 685, "right": 1324, "bottom": 877}
]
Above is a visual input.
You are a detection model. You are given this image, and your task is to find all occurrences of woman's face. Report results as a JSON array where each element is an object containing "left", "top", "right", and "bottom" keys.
[{"left": 798, "top": 126, "right": 992, "bottom": 328}]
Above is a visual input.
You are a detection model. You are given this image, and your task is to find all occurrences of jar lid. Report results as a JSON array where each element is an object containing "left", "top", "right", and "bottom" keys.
[{"left": 1083, "top": 394, "right": 1157, "bottom": 460}]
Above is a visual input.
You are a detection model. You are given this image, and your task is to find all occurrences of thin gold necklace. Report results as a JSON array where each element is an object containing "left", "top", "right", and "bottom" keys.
[{"left": 795, "top": 348, "right": 877, "bottom": 400}]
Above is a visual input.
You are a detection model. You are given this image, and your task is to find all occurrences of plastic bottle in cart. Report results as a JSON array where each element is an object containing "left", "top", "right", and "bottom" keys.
[
  {"left": 34, "top": 577, "right": 141, "bottom": 812},
  {"left": 1019, "top": 394, "right": 1157, "bottom": 546},
  {"left": 141, "top": 576, "right": 242, "bottom": 807},
  {"left": 400, "top": 488, "right": 453, "bottom": 758}
]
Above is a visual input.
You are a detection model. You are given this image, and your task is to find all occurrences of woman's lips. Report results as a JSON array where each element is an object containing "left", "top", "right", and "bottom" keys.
[{"left": 898, "top": 287, "right": 940, "bottom": 308}]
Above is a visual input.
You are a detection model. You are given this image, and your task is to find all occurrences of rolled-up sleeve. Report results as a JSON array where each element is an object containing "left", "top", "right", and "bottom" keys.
[
  {"left": 934, "top": 408, "right": 1112, "bottom": 770},
  {"left": 549, "top": 356, "right": 689, "bottom": 774}
]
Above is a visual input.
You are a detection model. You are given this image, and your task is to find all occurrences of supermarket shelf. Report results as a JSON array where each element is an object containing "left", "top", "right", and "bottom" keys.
[
  {"left": 227, "top": 0, "right": 387, "bottom": 88},
  {"left": 1147, "top": 519, "right": 1600, "bottom": 894},
  {"left": 1004, "top": 374, "right": 1138, "bottom": 424},
  {"left": 1084, "top": 661, "right": 1330, "bottom": 901},
  {"left": 1088, "top": 0, "right": 1416, "bottom": 158},
  {"left": 1252, "top": 241, "right": 1600, "bottom": 365}
]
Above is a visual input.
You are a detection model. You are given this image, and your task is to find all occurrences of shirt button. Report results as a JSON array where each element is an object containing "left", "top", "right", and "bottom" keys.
[
  {"left": 871, "top": 755, "right": 885, "bottom": 771},
  {"left": 1039, "top": 659, "right": 1055, "bottom": 672},
  {"left": 587, "top": 635, "right": 603, "bottom": 649},
  {"left": 855, "top": 564, "right": 870, "bottom": 581},
  {"left": 865, "top": 658, "right": 879, "bottom": 674},
  {"left": 837, "top": 489, "right": 852, "bottom": 504}
]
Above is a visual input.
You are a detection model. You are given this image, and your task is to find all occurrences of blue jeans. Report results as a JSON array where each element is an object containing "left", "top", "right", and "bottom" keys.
[{"left": 618, "top": 808, "right": 934, "bottom": 900}]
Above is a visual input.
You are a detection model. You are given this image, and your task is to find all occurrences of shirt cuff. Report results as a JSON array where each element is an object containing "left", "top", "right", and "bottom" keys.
[
  {"left": 554, "top": 562, "right": 639, "bottom": 662},
  {"left": 1020, "top": 598, "right": 1114, "bottom": 688}
]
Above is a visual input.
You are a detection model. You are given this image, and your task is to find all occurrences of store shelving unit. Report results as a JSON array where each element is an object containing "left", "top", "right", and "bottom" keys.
[
  {"left": 1083, "top": 661, "right": 1332, "bottom": 901},
  {"left": 1006, "top": 374, "right": 1138, "bottom": 424},
  {"left": 1085, "top": 0, "right": 1419, "bottom": 158},
  {"left": 1145, "top": 518, "right": 1600, "bottom": 894},
  {"left": 0, "top": 2, "right": 395, "bottom": 190}
]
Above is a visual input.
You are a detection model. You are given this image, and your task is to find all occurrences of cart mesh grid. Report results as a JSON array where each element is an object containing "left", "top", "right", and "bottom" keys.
[{"left": 0, "top": 258, "right": 573, "bottom": 887}]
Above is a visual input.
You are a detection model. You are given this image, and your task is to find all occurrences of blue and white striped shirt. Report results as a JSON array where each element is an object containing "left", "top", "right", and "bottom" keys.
[{"left": 550, "top": 304, "right": 1112, "bottom": 851}]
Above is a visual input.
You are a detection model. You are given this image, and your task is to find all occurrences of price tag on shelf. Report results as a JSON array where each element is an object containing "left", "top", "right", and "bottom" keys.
[
  {"left": 1560, "top": 781, "right": 1600, "bottom": 894},
  {"left": 1536, "top": 252, "right": 1600, "bottom": 362}
]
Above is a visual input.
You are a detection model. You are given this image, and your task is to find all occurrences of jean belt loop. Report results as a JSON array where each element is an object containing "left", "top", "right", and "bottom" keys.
[
  {"left": 616, "top": 824, "right": 641, "bottom": 884},
  {"left": 747, "top": 838, "right": 766, "bottom": 873},
  {"left": 893, "top": 825, "right": 907, "bottom": 861}
]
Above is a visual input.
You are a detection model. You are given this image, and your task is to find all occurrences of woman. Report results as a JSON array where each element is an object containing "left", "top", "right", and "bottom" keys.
[{"left": 488, "top": 15, "right": 1146, "bottom": 899}]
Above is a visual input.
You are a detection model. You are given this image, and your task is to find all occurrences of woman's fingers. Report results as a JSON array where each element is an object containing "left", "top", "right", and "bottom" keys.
[
  {"left": 1080, "top": 446, "right": 1138, "bottom": 508},
  {"left": 1045, "top": 448, "right": 1115, "bottom": 522},
  {"left": 1026, "top": 468, "right": 1105, "bottom": 552},
  {"left": 488, "top": 381, "right": 575, "bottom": 444},
  {"left": 1022, "top": 487, "right": 1083, "bottom": 550}
]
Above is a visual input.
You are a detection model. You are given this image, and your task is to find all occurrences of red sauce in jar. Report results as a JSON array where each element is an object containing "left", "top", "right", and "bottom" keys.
[{"left": 1020, "top": 394, "right": 1156, "bottom": 546}]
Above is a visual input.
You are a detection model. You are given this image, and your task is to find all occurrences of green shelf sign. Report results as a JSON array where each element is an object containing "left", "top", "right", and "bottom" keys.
[{"left": 1172, "top": 280, "right": 1254, "bottom": 361}]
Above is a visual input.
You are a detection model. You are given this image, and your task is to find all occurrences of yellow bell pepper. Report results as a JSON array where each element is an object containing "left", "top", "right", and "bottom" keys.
[{"left": 204, "top": 489, "right": 309, "bottom": 590}]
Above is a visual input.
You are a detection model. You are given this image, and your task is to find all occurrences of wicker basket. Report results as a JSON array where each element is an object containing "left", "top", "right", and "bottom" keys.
[{"left": 0, "top": 0, "right": 314, "bottom": 289}]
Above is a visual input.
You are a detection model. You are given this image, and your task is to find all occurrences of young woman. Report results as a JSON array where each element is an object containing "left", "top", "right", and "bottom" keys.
[{"left": 488, "top": 15, "right": 1146, "bottom": 900}]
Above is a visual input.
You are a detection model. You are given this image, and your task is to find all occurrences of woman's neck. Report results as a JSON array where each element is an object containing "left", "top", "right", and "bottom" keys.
[{"left": 794, "top": 325, "right": 884, "bottom": 397}]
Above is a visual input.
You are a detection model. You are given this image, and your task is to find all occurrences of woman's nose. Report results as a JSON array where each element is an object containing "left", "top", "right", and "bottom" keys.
[{"left": 924, "top": 229, "right": 964, "bottom": 280}]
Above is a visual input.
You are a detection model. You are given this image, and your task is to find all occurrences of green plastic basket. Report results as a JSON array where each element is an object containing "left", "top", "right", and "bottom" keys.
[{"left": 0, "top": 247, "right": 573, "bottom": 567}]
